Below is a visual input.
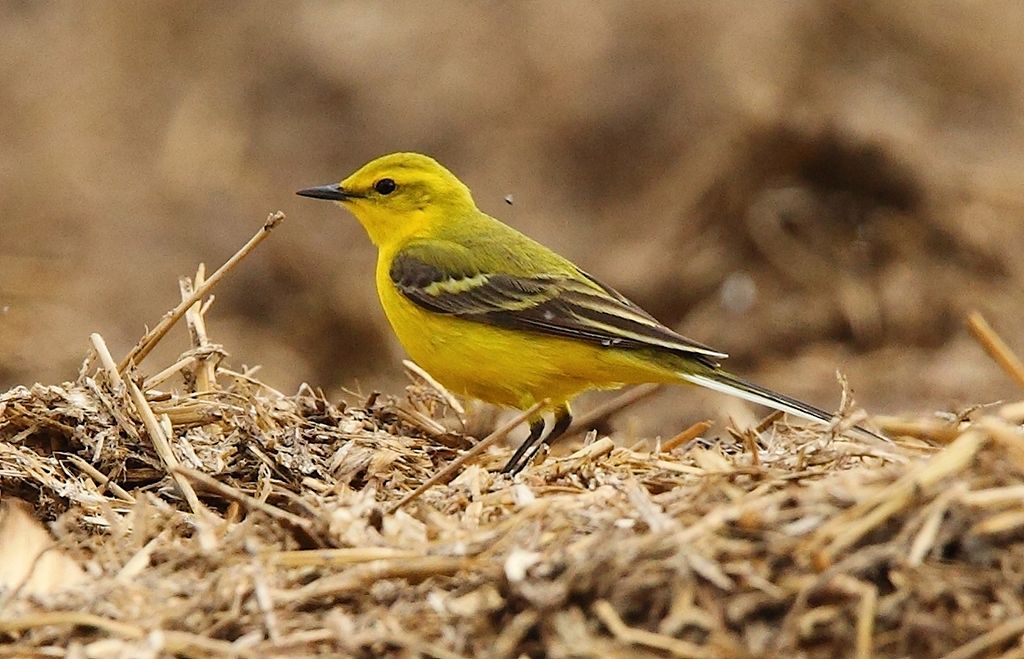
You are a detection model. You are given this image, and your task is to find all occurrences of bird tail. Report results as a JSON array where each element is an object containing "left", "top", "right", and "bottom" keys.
[
  {"left": 678, "top": 369, "right": 835, "bottom": 425},
  {"left": 678, "top": 369, "right": 890, "bottom": 442}
]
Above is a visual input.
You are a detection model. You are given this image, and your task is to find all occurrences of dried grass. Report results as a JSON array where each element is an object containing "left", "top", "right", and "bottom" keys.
[{"left": 2, "top": 220, "right": 1024, "bottom": 658}]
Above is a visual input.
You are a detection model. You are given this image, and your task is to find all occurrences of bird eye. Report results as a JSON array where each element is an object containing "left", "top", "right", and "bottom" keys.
[{"left": 374, "top": 178, "right": 397, "bottom": 195}]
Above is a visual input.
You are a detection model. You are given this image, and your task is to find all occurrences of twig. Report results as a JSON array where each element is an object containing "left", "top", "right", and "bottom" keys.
[
  {"left": 403, "top": 359, "right": 465, "bottom": 415},
  {"left": 754, "top": 409, "right": 785, "bottom": 434},
  {"left": 732, "top": 426, "right": 762, "bottom": 467},
  {"left": 135, "top": 398, "right": 205, "bottom": 518},
  {"left": 141, "top": 355, "right": 198, "bottom": 391},
  {"left": 535, "top": 436, "right": 618, "bottom": 477},
  {"left": 92, "top": 333, "right": 205, "bottom": 516},
  {"left": 173, "top": 466, "right": 313, "bottom": 532},
  {"left": 593, "top": 599, "right": 711, "bottom": 658},
  {"left": 256, "top": 630, "right": 335, "bottom": 654},
  {"left": 64, "top": 454, "right": 135, "bottom": 504},
  {"left": 390, "top": 405, "right": 449, "bottom": 438},
  {"left": 252, "top": 567, "right": 281, "bottom": 643},
  {"left": 854, "top": 582, "right": 878, "bottom": 659},
  {"left": 220, "top": 367, "right": 288, "bottom": 399},
  {"left": 569, "top": 435, "right": 615, "bottom": 461},
  {"left": 268, "top": 547, "right": 420, "bottom": 567},
  {"left": 908, "top": 483, "right": 965, "bottom": 566},
  {"left": 492, "top": 611, "right": 540, "bottom": 659},
  {"left": 970, "top": 510, "right": 1024, "bottom": 537},
  {"left": 290, "top": 556, "right": 470, "bottom": 603},
  {"left": 0, "top": 611, "right": 142, "bottom": 638},
  {"left": 387, "top": 401, "right": 545, "bottom": 514},
  {"left": 939, "top": 616, "right": 1024, "bottom": 659},
  {"left": 388, "top": 629, "right": 471, "bottom": 659},
  {"left": 179, "top": 263, "right": 218, "bottom": 393},
  {"left": 959, "top": 485, "right": 1024, "bottom": 507},
  {"left": 0, "top": 612, "right": 239, "bottom": 655},
  {"left": 660, "top": 420, "right": 712, "bottom": 453},
  {"left": 118, "top": 211, "right": 285, "bottom": 372},
  {"left": 998, "top": 401, "right": 1024, "bottom": 423},
  {"left": 873, "top": 416, "right": 961, "bottom": 444},
  {"left": 116, "top": 530, "right": 169, "bottom": 582},
  {"left": 967, "top": 311, "right": 1024, "bottom": 390},
  {"left": 90, "top": 333, "right": 124, "bottom": 389}
]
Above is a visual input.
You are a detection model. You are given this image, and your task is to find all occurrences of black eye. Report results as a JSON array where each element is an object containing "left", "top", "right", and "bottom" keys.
[{"left": 374, "top": 178, "right": 397, "bottom": 195}]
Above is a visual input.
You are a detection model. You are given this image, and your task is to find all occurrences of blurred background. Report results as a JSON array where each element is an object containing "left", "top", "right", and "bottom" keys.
[{"left": 3, "top": 1, "right": 1024, "bottom": 433}]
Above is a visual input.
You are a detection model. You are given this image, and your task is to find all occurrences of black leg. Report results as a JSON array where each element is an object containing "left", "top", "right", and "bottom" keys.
[
  {"left": 501, "top": 417, "right": 545, "bottom": 474},
  {"left": 545, "top": 406, "right": 573, "bottom": 445},
  {"left": 503, "top": 405, "right": 574, "bottom": 476}
]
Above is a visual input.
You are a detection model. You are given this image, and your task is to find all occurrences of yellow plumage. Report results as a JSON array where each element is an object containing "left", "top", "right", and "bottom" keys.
[
  {"left": 298, "top": 152, "right": 876, "bottom": 473},
  {"left": 376, "top": 262, "right": 676, "bottom": 409}
]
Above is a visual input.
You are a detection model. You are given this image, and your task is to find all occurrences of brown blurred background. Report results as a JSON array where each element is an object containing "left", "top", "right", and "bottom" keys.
[{"left": 3, "top": 1, "right": 1024, "bottom": 433}]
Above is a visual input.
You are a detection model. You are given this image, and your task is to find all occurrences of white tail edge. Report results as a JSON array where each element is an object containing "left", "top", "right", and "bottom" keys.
[{"left": 678, "top": 372, "right": 830, "bottom": 425}]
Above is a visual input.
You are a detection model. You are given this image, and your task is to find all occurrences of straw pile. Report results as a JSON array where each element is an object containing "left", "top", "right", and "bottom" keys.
[{"left": 2, "top": 215, "right": 1024, "bottom": 659}]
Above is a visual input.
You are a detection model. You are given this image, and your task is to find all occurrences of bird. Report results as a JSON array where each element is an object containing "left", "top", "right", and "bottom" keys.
[{"left": 298, "top": 152, "right": 879, "bottom": 474}]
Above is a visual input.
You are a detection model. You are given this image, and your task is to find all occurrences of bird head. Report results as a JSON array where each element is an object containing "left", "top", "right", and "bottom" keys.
[{"left": 298, "top": 152, "right": 476, "bottom": 247}]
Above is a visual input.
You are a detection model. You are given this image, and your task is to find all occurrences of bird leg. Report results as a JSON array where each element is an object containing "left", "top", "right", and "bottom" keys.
[
  {"left": 501, "top": 417, "right": 545, "bottom": 474},
  {"left": 502, "top": 404, "right": 573, "bottom": 475},
  {"left": 545, "top": 405, "right": 573, "bottom": 445}
]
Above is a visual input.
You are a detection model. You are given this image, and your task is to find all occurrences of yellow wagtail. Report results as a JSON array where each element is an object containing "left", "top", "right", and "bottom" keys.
[{"left": 298, "top": 153, "right": 879, "bottom": 474}]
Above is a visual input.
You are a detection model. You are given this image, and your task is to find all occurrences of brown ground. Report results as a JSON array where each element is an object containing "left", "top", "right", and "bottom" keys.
[{"left": 2, "top": 307, "right": 1024, "bottom": 657}]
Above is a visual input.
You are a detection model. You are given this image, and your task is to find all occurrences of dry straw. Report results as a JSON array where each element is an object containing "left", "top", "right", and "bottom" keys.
[{"left": 1, "top": 215, "right": 1024, "bottom": 657}]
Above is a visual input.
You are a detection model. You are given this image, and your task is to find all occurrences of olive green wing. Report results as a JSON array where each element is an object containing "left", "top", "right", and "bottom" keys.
[{"left": 389, "top": 240, "right": 727, "bottom": 365}]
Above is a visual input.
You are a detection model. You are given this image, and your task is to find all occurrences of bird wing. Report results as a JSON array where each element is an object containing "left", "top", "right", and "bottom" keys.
[{"left": 389, "top": 240, "right": 727, "bottom": 365}]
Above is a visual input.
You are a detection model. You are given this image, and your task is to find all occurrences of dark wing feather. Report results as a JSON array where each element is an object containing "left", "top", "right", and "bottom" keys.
[{"left": 389, "top": 246, "right": 726, "bottom": 365}]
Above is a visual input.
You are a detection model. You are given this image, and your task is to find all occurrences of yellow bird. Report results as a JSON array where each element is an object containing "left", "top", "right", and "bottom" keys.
[{"left": 298, "top": 153, "right": 875, "bottom": 473}]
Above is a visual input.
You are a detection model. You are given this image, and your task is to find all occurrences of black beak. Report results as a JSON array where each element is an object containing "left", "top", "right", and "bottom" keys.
[{"left": 296, "top": 183, "right": 356, "bottom": 201}]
